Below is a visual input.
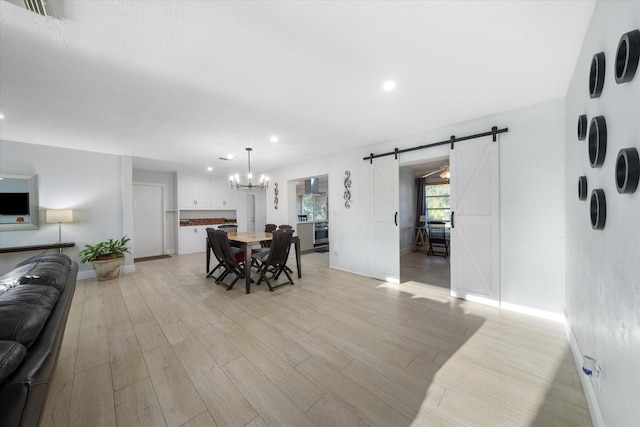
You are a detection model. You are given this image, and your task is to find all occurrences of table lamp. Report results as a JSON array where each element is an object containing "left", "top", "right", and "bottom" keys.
[{"left": 46, "top": 209, "right": 73, "bottom": 252}]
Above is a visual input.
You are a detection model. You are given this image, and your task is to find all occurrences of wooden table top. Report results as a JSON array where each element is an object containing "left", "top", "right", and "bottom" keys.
[{"left": 227, "top": 232, "right": 273, "bottom": 244}]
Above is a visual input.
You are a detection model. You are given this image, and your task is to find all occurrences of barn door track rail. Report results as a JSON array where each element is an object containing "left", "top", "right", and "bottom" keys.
[{"left": 363, "top": 126, "right": 509, "bottom": 163}]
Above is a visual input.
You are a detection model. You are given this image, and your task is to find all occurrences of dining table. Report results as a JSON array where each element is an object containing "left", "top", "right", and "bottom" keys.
[{"left": 223, "top": 231, "right": 301, "bottom": 294}]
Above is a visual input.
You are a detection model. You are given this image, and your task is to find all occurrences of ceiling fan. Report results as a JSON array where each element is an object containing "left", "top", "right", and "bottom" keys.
[{"left": 421, "top": 162, "right": 450, "bottom": 179}]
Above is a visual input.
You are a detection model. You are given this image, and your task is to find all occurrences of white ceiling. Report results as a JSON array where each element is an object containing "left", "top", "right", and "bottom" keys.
[{"left": 0, "top": 1, "right": 595, "bottom": 176}]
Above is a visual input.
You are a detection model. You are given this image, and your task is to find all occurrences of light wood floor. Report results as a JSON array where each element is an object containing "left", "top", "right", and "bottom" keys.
[
  {"left": 41, "top": 251, "right": 591, "bottom": 427},
  {"left": 401, "top": 251, "right": 450, "bottom": 289}
]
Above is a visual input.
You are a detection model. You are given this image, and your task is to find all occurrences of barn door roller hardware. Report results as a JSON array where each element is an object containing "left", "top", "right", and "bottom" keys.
[{"left": 364, "top": 126, "right": 508, "bottom": 164}]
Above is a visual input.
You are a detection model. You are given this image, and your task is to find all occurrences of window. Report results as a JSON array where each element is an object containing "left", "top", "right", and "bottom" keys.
[
  {"left": 425, "top": 184, "right": 450, "bottom": 222},
  {"left": 299, "top": 194, "right": 327, "bottom": 221}
]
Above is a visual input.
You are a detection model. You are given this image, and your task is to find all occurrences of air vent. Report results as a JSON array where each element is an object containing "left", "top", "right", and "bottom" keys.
[
  {"left": 25, "top": 0, "right": 52, "bottom": 16},
  {"left": 19, "top": 0, "right": 52, "bottom": 17}
]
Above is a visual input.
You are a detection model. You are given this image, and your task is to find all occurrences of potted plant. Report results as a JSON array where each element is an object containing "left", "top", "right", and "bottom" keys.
[{"left": 79, "top": 236, "right": 131, "bottom": 281}]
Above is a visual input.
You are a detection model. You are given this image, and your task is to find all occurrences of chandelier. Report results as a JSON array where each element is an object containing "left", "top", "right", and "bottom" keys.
[{"left": 229, "top": 147, "right": 269, "bottom": 190}]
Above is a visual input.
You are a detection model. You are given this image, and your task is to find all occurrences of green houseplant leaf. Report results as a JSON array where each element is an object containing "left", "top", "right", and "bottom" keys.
[{"left": 79, "top": 236, "right": 131, "bottom": 263}]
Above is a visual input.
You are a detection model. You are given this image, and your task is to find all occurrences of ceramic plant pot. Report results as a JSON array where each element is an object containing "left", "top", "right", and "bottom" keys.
[{"left": 90, "top": 256, "right": 124, "bottom": 281}]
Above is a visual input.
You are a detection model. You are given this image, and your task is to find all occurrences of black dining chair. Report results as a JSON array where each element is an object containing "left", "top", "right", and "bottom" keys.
[
  {"left": 209, "top": 229, "right": 246, "bottom": 290},
  {"left": 252, "top": 229, "right": 294, "bottom": 291},
  {"left": 427, "top": 221, "right": 449, "bottom": 258},
  {"left": 206, "top": 228, "right": 225, "bottom": 280}
]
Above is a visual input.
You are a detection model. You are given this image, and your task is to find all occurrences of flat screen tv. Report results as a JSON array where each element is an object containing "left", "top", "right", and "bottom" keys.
[{"left": 0, "top": 192, "right": 30, "bottom": 215}]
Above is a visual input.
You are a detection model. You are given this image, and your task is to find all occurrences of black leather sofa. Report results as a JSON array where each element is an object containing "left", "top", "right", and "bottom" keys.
[{"left": 0, "top": 254, "right": 78, "bottom": 427}]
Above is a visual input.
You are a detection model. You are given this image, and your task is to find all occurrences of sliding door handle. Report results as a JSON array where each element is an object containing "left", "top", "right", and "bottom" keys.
[
  {"left": 394, "top": 212, "right": 398, "bottom": 226},
  {"left": 451, "top": 211, "right": 455, "bottom": 228}
]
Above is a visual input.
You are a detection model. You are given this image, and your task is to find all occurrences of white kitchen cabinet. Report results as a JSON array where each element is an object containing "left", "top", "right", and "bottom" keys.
[
  {"left": 297, "top": 222, "right": 314, "bottom": 252},
  {"left": 211, "top": 177, "right": 236, "bottom": 208},
  {"left": 178, "top": 175, "right": 213, "bottom": 209},
  {"left": 178, "top": 225, "right": 208, "bottom": 254}
]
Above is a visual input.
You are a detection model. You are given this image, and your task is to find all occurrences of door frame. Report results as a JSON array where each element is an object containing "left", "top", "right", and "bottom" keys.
[
  {"left": 246, "top": 193, "right": 256, "bottom": 232},
  {"left": 132, "top": 182, "right": 165, "bottom": 259}
]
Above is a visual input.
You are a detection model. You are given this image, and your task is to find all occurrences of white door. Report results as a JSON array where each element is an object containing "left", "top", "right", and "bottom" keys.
[
  {"left": 450, "top": 136, "right": 500, "bottom": 302},
  {"left": 371, "top": 157, "right": 400, "bottom": 282},
  {"left": 133, "top": 183, "right": 164, "bottom": 259},
  {"left": 246, "top": 194, "right": 255, "bottom": 232}
]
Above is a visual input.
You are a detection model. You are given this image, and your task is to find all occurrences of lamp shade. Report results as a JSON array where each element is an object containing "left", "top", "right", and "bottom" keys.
[
  {"left": 46, "top": 209, "right": 73, "bottom": 223},
  {"left": 419, "top": 215, "right": 426, "bottom": 223}
]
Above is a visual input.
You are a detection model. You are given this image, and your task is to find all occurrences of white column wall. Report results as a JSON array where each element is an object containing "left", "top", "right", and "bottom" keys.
[{"left": 564, "top": 2, "right": 640, "bottom": 426}]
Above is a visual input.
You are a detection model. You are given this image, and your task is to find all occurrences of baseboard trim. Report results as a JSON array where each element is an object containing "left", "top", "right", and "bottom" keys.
[
  {"left": 500, "top": 301, "right": 564, "bottom": 323},
  {"left": 565, "top": 313, "right": 605, "bottom": 427}
]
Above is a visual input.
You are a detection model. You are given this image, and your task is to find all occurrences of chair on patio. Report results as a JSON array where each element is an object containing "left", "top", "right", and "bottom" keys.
[{"left": 252, "top": 229, "right": 294, "bottom": 291}]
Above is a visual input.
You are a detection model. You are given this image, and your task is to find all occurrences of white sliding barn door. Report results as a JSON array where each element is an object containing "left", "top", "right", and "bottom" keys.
[
  {"left": 371, "top": 157, "right": 400, "bottom": 282},
  {"left": 450, "top": 136, "right": 500, "bottom": 302}
]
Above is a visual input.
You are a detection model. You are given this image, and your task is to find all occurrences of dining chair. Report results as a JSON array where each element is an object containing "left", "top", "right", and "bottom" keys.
[
  {"left": 276, "top": 225, "right": 295, "bottom": 274},
  {"left": 252, "top": 229, "right": 294, "bottom": 291},
  {"left": 210, "top": 229, "right": 246, "bottom": 290},
  {"left": 217, "top": 224, "right": 238, "bottom": 233},
  {"left": 206, "top": 228, "right": 225, "bottom": 280},
  {"left": 427, "top": 221, "right": 449, "bottom": 258}
]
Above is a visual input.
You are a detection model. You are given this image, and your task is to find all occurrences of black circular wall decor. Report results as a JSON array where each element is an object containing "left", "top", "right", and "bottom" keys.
[
  {"left": 615, "top": 29, "right": 640, "bottom": 84},
  {"left": 616, "top": 148, "right": 640, "bottom": 194},
  {"left": 589, "top": 52, "right": 605, "bottom": 98},
  {"left": 577, "top": 115, "right": 587, "bottom": 140},
  {"left": 588, "top": 116, "right": 607, "bottom": 167},
  {"left": 578, "top": 176, "right": 588, "bottom": 200},
  {"left": 590, "top": 189, "right": 606, "bottom": 230}
]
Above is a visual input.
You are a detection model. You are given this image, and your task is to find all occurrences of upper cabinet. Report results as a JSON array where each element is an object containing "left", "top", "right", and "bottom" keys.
[
  {"left": 177, "top": 174, "right": 236, "bottom": 210},
  {"left": 212, "top": 178, "right": 237, "bottom": 209},
  {"left": 178, "top": 175, "right": 213, "bottom": 209}
]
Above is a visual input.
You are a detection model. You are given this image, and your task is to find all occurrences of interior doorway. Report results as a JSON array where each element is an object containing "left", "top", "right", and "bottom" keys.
[
  {"left": 246, "top": 194, "right": 255, "bottom": 232},
  {"left": 133, "top": 183, "right": 164, "bottom": 259},
  {"left": 399, "top": 158, "right": 451, "bottom": 289}
]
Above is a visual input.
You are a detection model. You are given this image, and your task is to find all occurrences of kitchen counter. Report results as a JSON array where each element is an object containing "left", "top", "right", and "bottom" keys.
[{"left": 179, "top": 217, "right": 236, "bottom": 227}]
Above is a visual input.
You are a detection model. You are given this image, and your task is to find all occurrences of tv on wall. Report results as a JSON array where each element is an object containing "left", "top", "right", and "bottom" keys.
[{"left": 0, "top": 193, "right": 30, "bottom": 215}]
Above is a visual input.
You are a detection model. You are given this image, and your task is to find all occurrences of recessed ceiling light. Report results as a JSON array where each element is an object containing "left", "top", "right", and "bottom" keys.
[
  {"left": 207, "top": 167, "right": 213, "bottom": 171},
  {"left": 270, "top": 136, "right": 279, "bottom": 143},
  {"left": 382, "top": 81, "right": 396, "bottom": 91},
  {"left": 0, "top": 113, "right": 4, "bottom": 119},
  {"left": 227, "top": 154, "right": 234, "bottom": 160}
]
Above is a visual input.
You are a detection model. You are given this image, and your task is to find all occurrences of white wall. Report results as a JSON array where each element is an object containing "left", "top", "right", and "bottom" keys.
[
  {"left": 565, "top": 2, "right": 640, "bottom": 426},
  {"left": 0, "top": 140, "right": 132, "bottom": 278},
  {"left": 399, "top": 167, "right": 415, "bottom": 255},
  {"left": 262, "top": 98, "right": 567, "bottom": 316},
  {"left": 499, "top": 100, "right": 566, "bottom": 314}
]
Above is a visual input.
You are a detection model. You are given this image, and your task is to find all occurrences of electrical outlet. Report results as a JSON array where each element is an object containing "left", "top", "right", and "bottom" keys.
[{"left": 591, "top": 366, "right": 602, "bottom": 391}]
